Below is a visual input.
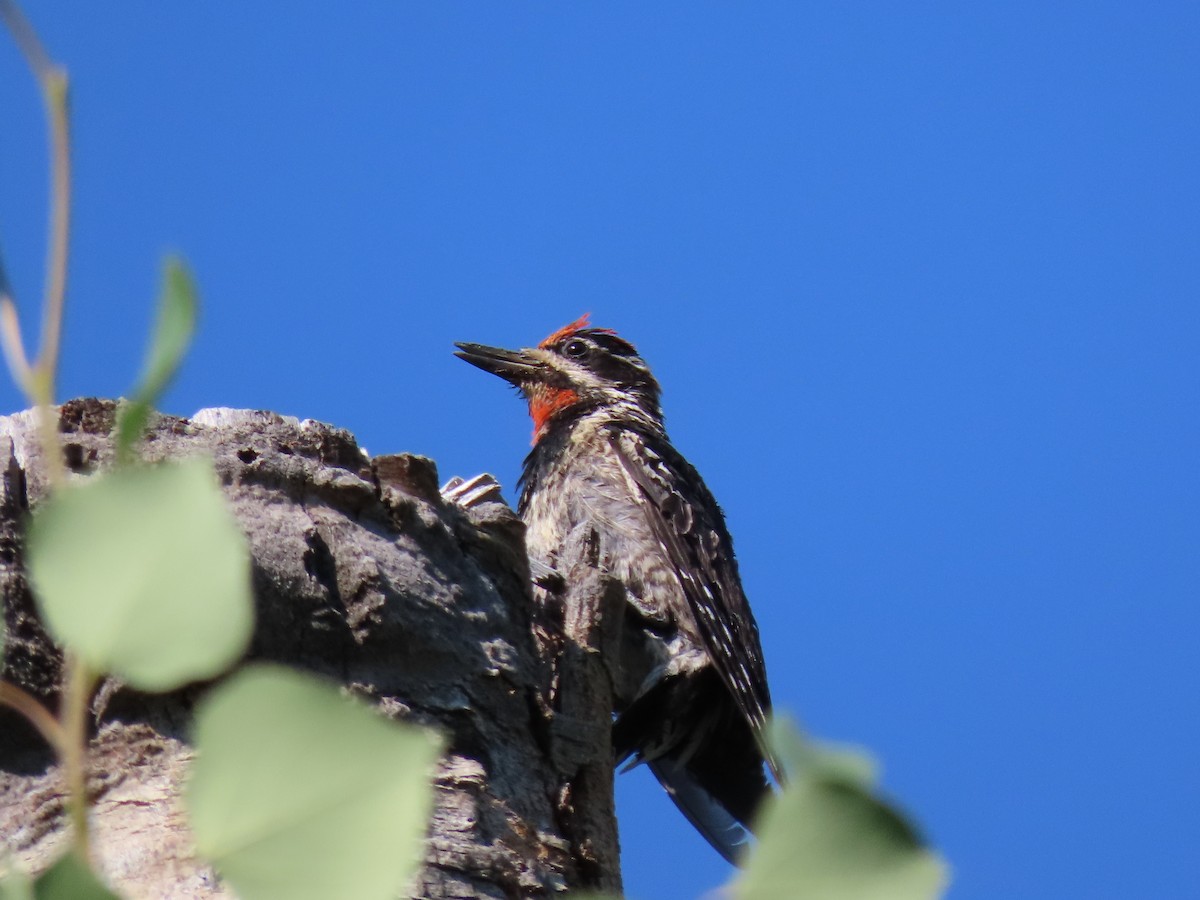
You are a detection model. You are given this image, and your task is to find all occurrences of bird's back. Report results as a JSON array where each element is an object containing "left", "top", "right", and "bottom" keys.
[{"left": 519, "top": 411, "right": 776, "bottom": 863}]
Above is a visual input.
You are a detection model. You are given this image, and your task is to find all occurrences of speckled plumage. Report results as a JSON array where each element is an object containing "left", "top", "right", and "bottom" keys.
[{"left": 456, "top": 317, "right": 779, "bottom": 864}]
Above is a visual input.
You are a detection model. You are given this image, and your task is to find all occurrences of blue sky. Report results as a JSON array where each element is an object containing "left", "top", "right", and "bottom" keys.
[{"left": 2, "top": 4, "right": 1197, "bottom": 898}]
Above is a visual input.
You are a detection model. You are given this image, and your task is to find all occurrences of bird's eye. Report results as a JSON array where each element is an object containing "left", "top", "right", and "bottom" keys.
[{"left": 563, "top": 338, "right": 590, "bottom": 359}]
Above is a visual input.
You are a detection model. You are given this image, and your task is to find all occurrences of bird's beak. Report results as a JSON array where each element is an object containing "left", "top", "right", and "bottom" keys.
[{"left": 454, "top": 342, "right": 545, "bottom": 387}]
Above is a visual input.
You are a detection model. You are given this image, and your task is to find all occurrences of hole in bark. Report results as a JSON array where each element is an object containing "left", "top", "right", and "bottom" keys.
[
  {"left": 63, "top": 443, "right": 87, "bottom": 471},
  {"left": 237, "top": 448, "right": 258, "bottom": 464},
  {"left": 302, "top": 529, "right": 341, "bottom": 605}
]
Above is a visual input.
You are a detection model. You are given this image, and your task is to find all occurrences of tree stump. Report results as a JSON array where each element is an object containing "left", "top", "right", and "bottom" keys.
[{"left": 0, "top": 399, "right": 623, "bottom": 899}]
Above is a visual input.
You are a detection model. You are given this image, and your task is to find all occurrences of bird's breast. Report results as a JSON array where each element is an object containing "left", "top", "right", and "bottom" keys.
[{"left": 521, "top": 427, "right": 691, "bottom": 630}]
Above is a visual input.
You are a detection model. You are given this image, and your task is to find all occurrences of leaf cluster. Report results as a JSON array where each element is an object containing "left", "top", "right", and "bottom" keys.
[{"left": 0, "top": 260, "right": 442, "bottom": 900}]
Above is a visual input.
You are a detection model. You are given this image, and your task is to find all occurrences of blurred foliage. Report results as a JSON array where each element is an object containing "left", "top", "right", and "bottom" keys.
[
  {"left": 187, "top": 666, "right": 441, "bottom": 900},
  {"left": 29, "top": 854, "right": 119, "bottom": 900},
  {"left": 0, "top": 867, "right": 30, "bottom": 900},
  {"left": 114, "top": 257, "right": 198, "bottom": 463},
  {"left": 26, "top": 457, "right": 253, "bottom": 691},
  {"left": 735, "top": 717, "right": 949, "bottom": 900}
]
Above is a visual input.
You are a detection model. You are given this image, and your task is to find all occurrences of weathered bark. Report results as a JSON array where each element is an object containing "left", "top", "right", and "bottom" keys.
[{"left": 0, "top": 399, "right": 623, "bottom": 898}]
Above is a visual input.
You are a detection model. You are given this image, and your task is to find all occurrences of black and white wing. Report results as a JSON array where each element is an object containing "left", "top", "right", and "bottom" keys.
[{"left": 607, "top": 425, "right": 782, "bottom": 782}]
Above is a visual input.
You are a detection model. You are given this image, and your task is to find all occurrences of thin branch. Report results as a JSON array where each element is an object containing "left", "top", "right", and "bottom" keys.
[
  {"left": 0, "top": 294, "right": 32, "bottom": 393},
  {"left": 0, "top": 680, "right": 64, "bottom": 753},
  {"left": 0, "top": 1, "right": 69, "bottom": 389},
  {"left": 31, "top": 402, "right": 65, "bottom": 488},
  {"left": 36, "top": 69, "right": 71, "bottom": 397},
  {"left": 1, "top": 0, "right": 72, "bottom": 487},
  {"left": 0, "top": 0, "right": 54, "bottom": 82},
  {"left": 61, "top": 653, "right": 95, "bottom": 863}
]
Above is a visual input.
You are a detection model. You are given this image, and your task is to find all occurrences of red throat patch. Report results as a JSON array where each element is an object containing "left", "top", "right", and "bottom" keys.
[{"left": 529, "top": 385, "right": 579, "bottom": 444}]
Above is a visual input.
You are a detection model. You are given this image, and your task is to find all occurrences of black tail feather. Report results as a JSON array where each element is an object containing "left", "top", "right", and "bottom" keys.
[
  {"left": 648, "top": 757, "right": 751, "bottom": 865},
  {"left": 613, "top": 667, "right": 773, "bottom": 864}
]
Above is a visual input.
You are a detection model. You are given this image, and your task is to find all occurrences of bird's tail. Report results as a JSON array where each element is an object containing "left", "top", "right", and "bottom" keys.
[
  {"left": 646, "top": 757, "right": 754, "bottom": 865},
  {"left": 612, "top": 670, "right": 773, "bottom": 865}
]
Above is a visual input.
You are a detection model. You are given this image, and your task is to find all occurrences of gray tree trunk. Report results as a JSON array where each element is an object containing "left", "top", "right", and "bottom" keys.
[{"left": 0, "top": 399, "right": 622, "bottom": 899}]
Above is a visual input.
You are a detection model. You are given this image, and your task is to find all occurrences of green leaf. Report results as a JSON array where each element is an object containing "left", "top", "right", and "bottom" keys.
[
  {"left": 115, "top": 256, "right": 199, "bottom": 462},
  {"left": 187, "top": 666, "right": 440, "bottom": 900},
  {"left": 27, "top": 458, "right": 253, "bottom": 691},
  {"left": 765, "top": 715, "right": 880, "bottom": 789},
  {"left": 0, "top": 869, "right": 33, "bottom": 900},
  {"left": 113, "top": 400, "right": 152, "bottom": 466},
  {"left": 31, "top": 853, "right": 120, "bottom": 900},
  {"left": 736, "top": 719, "right": 949, "bottom": 900}
]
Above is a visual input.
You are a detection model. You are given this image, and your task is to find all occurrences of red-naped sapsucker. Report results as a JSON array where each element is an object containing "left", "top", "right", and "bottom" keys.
[{"left": 456, "top": 315, "right": 781, "bottom": 864}]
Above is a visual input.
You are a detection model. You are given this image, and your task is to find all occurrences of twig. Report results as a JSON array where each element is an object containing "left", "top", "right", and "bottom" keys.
[
  {"left": 36, "top": 67, "right": 71, "bottom": 399},
  {"left": 0, "top": 0, "right": 72, "bottom": 488},
  {"left": 0, "top": 294, "right": 32, "bottom": 393},
  {"left": 0, "top": 0, "right": 54, "bottom": 80},
  {"left": 0, "top": 680, "right": 64, "bottom": 753},
  {"left": 60, "top": 653, "right": 95, "bottom": 862}
]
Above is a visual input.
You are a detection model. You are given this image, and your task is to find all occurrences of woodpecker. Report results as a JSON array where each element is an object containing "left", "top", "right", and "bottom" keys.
[{"left": 455, "top": 315, "right": 781, "bottom": 864}]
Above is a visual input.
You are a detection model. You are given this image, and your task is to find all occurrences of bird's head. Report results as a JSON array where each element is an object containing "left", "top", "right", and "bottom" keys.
[{"left": 456, "top": 314, "right": 663, "bottom": 444}]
